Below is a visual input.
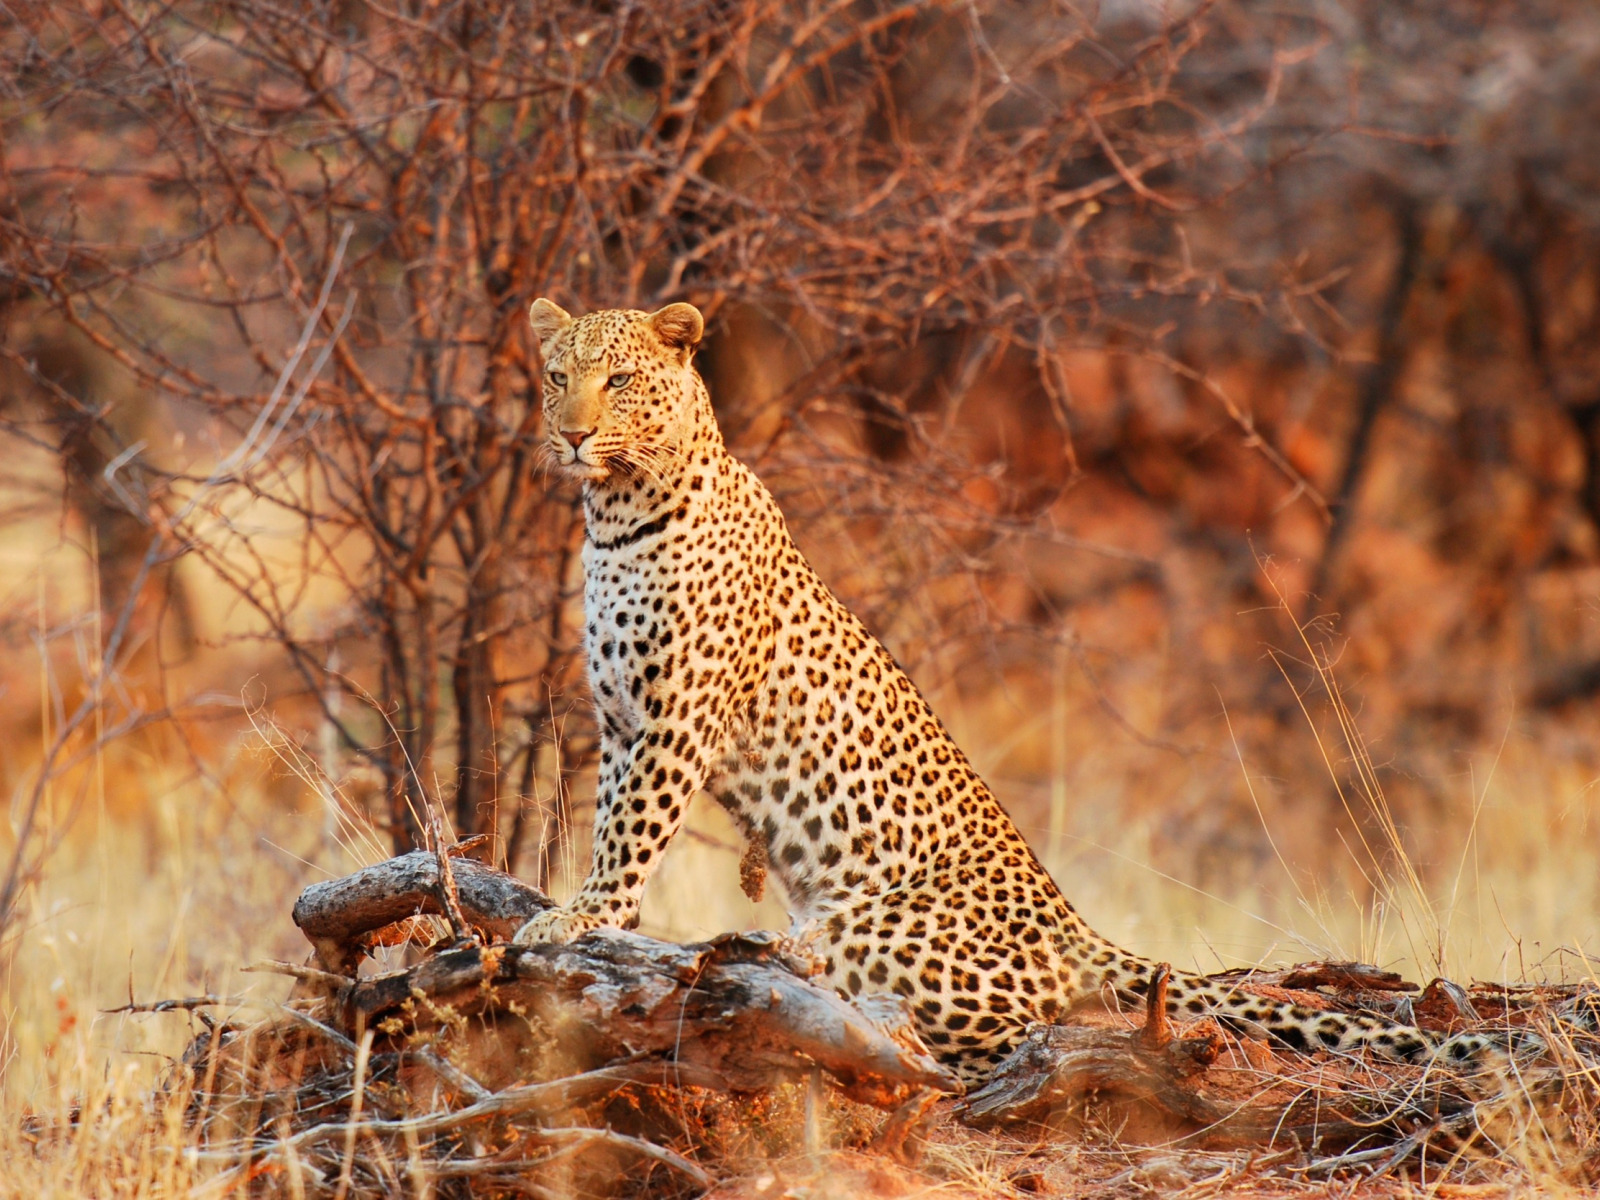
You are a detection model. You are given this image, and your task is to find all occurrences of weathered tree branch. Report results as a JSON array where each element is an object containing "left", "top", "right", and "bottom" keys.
[
  {"left": 292, "top": 848, "right": 553, "bottom": 972},
  {"left": 291, "top": 851, "right": 958, "bottom": 1106}
]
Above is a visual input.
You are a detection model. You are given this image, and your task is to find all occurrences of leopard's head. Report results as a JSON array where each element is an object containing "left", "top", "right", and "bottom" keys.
[{"left": 529, "top": 299, "right": 705, "bottom": 483}]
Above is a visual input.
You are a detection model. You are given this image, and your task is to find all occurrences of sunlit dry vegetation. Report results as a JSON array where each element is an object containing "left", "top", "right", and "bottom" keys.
[{"left": 2, "top": 0, "right": 1600, "bottom": 1193}]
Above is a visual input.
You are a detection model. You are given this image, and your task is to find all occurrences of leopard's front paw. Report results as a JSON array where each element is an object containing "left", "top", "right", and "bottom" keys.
[{"left": 512, "top": 906, "right": 605, "bottom": 947}]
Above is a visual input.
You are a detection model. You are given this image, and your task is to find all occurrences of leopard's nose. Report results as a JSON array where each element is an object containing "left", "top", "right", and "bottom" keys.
[{"left": 561, "top": 427, "right": 594, "bottom": 450}]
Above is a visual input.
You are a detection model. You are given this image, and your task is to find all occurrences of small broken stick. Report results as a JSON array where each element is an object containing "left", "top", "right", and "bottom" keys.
[
  {"left": 446, "top": 833, "right": 493, "bottom": 861},
  {"left": 426, "top": 810, "right": 474, "bottom": 944}
]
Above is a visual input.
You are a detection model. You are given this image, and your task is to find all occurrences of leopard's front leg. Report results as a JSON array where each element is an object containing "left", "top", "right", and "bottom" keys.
[{"left": 514, "top": 706, "right": 726, "bottom": 946}]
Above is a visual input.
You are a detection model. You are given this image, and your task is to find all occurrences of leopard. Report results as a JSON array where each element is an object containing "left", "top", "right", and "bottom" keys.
[{"left": 513, "top": 297, "right": 1509, "bottom": 1084}]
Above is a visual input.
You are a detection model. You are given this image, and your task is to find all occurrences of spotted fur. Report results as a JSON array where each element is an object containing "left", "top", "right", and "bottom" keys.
[{"left": 514, "top": 299, "right": 1503, "bottom": 1083}]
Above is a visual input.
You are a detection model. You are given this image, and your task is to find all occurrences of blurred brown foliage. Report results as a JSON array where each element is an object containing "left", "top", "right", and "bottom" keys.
[{"left": 0, "top": 0, "right": 1597, "bottom": 886}]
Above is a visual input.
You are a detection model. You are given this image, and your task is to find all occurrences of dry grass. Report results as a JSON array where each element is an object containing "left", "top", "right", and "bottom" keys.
[{"left": 2, "top": 650, "right": 1598, "bottom": 1196}]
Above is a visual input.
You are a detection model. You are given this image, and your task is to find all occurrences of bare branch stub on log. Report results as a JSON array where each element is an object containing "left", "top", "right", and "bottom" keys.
[
  {"left": 1134, "top": 963, "right": 1174, "bottom": 1051},
  {"left": 427, "top": 814, "right": 474, "bottom": 944}
]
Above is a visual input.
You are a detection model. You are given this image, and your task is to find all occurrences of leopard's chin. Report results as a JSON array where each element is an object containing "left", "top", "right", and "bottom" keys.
[{"left": 562, "top": 461, "right": 611, "bottom": 482}]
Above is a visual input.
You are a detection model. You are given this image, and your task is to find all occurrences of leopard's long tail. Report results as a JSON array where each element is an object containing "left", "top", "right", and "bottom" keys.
[{"left": 1096, "top": 946, "right": 1530, "bottom": 1066}]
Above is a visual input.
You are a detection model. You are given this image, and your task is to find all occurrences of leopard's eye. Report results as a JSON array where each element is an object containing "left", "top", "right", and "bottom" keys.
[
  {"left": 607, "top": 372, "right": 633, "bottom": 390},
  {"left": 548, "top": 370, "right": 567, "bottom": 388}
]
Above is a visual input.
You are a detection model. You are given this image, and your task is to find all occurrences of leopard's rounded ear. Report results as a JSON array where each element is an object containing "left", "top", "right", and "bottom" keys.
[
  {"left": 529, "top": 298, "right": 573, "bottom": 355},
  {"left": 647, "top": 302, "right": 703, "bottom": 359}
]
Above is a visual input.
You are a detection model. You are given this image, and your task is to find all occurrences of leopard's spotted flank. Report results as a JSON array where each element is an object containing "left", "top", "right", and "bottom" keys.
[{"left": 513, "top": 298, "right": 1503, "bottom": 1083}]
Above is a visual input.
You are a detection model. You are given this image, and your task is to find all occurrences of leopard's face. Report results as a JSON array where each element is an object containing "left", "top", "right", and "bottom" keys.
[{"left": 528, "top": 299, "right": 705, "bottom": 483}]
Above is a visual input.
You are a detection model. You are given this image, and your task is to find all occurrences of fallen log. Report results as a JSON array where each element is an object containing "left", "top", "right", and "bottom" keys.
[
  {"left": 292, "top": 846, "right": 554, "bottom": 974},
  {"left": 288, "top": 849, "right": 957, "bottom": 1106}
]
